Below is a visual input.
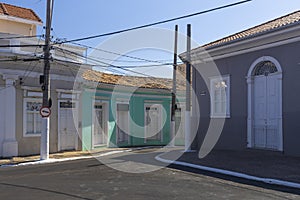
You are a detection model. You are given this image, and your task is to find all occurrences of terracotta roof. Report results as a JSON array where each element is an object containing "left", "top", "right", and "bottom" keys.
[
  {"left": 0, "top": 3, "right": 42, "bottom": 23},
  {"left": 202, "top": 10, "right": 300, "bottom": 49},
  {"left": 83, "top": 70, "right": 186, "bottom": 91}
]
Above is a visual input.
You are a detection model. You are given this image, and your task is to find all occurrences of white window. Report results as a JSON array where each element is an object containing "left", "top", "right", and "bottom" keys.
[
  {"left": 144, "top": 104, "right": 163, "bottom": 141},
  {"left": 23, "top": 98, "right": 42, "bottom": 136},
  {"left": 210, "top": 75, "right": 230, "bottom": 118}
]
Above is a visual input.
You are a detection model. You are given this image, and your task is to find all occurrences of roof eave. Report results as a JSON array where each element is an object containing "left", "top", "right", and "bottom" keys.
[
  {"left": 0, "top": 14, "right": 43, "bottom": 26},
  {"left": 203, "top": 20, "right": 300, "bottom": 51}
]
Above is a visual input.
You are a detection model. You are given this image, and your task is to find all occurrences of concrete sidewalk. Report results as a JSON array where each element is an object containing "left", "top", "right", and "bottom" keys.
[
  {"left": 157, "top": 148, "right": 300, "bottom": 185},
  {"left": 0, "top": 148, "right": 128, "bottom": 166}
]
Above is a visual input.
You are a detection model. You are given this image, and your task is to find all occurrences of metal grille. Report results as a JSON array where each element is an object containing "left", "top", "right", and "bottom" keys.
[{"left": 253, "top": 61, "right": 278, "bottom": 76}]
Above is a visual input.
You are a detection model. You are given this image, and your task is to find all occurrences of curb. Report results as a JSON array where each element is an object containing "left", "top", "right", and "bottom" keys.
[
  {"left": 155, "top": 153, "right": 300, "bottom": 190},
  {"left": 0, "top": 150, "right": 131, "bottom": 168},
  {"left": 0, "top": 146, "right": 161, "bottom": 168}
]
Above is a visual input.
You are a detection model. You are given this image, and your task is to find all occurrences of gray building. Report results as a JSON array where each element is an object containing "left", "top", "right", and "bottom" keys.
[{"left": 183, "top": 10, "right": 300, "bottom": 157}]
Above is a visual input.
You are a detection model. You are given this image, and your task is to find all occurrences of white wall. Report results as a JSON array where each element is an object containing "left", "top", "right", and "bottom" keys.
[
  {"left": 0, "top": 87, "right": 4, "bottom": 157},
  {"left": 0, "top": 19, "right": 36, "bottom": 36}
]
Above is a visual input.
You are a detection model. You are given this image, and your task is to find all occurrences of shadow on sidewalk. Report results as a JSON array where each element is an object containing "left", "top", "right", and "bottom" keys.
[{"left": 162, "top": 148, "right": 300, "bottom": 195}]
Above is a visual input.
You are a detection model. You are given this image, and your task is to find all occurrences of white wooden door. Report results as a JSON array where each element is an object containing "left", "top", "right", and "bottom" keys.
[
  {"left": 59, "top": 101, "right": 77, "bottom": 151},
  {"left": 93, "top": 104, "right": 107, "bottom": 146},
  {"left": 266, "top": 75, "right": 280, "bottom": 149},
  {"left": 253, "top": 74, "right": 279, "bottom": 150},
  {"left": 175, "top": 107, "right": 185, "bottom": 145},
  {"left": 116, "top": 104, "right": 129, "bottom": 144},
  {"left": 254, "top": 76, "right": 267, "bottom": 148},
  {"left": 145, "top": 104, "right": 162, "bottom": 141}
]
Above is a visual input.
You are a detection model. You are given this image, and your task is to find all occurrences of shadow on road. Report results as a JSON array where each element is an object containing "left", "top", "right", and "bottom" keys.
[
  {"left": 95, "top": 149, "right": 300, "bottom": 196},
  {"left": 0, "top": 182, "right": 93, "bottom": 200}
]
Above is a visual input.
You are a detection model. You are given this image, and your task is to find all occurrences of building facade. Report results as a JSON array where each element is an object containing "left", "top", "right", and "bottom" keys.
[
  {"left": 184, "top": 10, "right": 300, "bottom": 156},
  {"left": 0, "top": 3, "right": 87, "bottom": 157},
  {"left": 81, "top": 70, "right": 186, "bottom": 150}
]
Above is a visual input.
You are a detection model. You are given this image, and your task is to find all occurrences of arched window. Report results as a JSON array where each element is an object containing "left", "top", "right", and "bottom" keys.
[{"left": 253, "top": 61, "right": 278, "bottom": 76}]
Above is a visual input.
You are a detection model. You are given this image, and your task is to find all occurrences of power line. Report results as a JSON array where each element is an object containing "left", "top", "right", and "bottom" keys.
[
  {"left": 70, "top": 42, "right": 183, "bottom": 69},
  {"left": 70, "top": 42, "right": 172, "bottom": 64},
  {"left": 0, "top": 44, "right": 44, "bottom": 48},
  {"left": 121, "top": 63, "right": 174, "bottom": 68},
  {"left": 0, "top": 35, "right": 43, "bottom": 40},
  {"left": 56, "top": 0, "right": 252, "bottom": 44},
  {"left": 22, "top": 34, "right": 44, "bottom": 82},
  {"left": 57, "top": 46, "right": 78, "bottom": 78},
  {"left": 53, "top": 46, "right": 157, "bottom": 77},
  {"left": 86, "top": 55, "right": 175, "bottom": 63},
  {"left": 0, "top": 58, "right": 41, "bottom": 62}
]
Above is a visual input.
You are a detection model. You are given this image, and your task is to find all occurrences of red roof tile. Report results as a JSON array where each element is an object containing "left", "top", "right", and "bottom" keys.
[
  {"left": 83, "top": 70, "right": 186, "bottom": 91},
  {"left": 202, "top": 10, "right": 300, "bottom": 49},
  {"left": 0, "top": 3, "right": 42, "bottom": 23}
]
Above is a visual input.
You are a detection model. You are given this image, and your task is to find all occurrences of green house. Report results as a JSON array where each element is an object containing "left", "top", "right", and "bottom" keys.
[{"left": 80, "top": 70, "right": 185, "bottom": 151}]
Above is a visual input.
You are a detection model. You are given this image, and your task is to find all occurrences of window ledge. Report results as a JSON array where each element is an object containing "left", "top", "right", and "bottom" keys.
[
  {"left": 23, "top": 134, "right": 41, "bottom": 137},
  {"left": 210, "top": 115, "right": 231, "bottom": 119}
]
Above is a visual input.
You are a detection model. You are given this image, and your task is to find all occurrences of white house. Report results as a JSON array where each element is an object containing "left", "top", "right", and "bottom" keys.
[{"left": 0, "top": 2, "right": 88, "bottom": 157}]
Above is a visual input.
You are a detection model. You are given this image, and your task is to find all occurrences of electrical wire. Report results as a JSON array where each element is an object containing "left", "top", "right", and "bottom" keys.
[
  {"left": 0, "top": 44, "right": 44, "bottom": 48},
  {"left": 0, "top": 35, "right": 43, "bottom": 40},
  {"left": 58, "top": 46, "right": 78, "bottom": 78},
  {"left": 55, "top": 0, "right": 252, "bottom": 44},
  {"left": 70, "top": 42, "right": 173, "bottom": 64},
  {"left": 0, "top": 58, "right": 41, "bottom": 62},
  {"left": 53, "top": 45, "right": 184, "bottom": 79},
  {"left": 22, "top": 34, "right": 44, "bottom": 82},
  {"left": 53, "top": 46, "right": 157, "bottom": 77},
  {"left": 86, "top": 56, "right": 178, "bottom": 63}
]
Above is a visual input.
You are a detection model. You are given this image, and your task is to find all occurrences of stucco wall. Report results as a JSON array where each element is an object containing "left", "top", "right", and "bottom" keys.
[
  {"left": 0, "top": 76, "right": 4, "bottom": 156},
  {"left": 81, "top": 88, "right": 173, "bottom": 150},
  {"left": 16, "top": 76, "right": 79, "bottom": 156},
  {"left": 0, "top": 19, "right": 36, "bottom": 36}
]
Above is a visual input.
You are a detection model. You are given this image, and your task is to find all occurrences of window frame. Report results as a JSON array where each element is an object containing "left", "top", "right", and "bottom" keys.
[
  {"left": 209, "top": 75, "right": 231, "bottom": 118},
  {"left": 23, "top": 98, "right": 43, "bottom": 137}
]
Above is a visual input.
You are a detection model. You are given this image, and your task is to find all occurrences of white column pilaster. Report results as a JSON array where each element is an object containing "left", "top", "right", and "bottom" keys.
[
  {"left": 2, "top": 74, "right": 18, "bottom": 157},
  {"left": 246, "top": 76, "right": 253, "bottom": 148}
]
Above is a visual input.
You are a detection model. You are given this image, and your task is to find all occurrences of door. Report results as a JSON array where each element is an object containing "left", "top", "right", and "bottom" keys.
[
  {"left": 93, "top": 104, "right": 107, "bottom": 146},
  {"left": 116, "top": 104, "right": 129, "bottom": 144},
  {"left": 253, "top": 74, "right": 280, "bottom": 150},
  {"left": 59, "top": 101, "right": 77, "bottom": 151},
  {"left": 145, "top": 104, "right": 162, "bottom": 141},
  {"left": 175, "top": 107, "right": 185, "bottom": 146}
]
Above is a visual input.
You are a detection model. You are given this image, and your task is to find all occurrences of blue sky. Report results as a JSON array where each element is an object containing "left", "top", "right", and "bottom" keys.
[{"left": 2, "top": 0, "right": 300, "bottom": 77}]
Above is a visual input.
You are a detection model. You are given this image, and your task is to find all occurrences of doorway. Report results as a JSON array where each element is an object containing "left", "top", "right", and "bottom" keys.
[
  {"left": 93, "top": 103, "right": 108, "bottom": 147},
  {"left": 58, "top": 100, "right": 78, "bottom": 151},
  {"left": 247, "top": 57, "right": 283, "bottom": 151}
]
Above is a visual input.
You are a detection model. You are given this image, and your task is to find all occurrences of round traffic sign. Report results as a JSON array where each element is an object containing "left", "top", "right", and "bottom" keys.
[{"left": 40, "top": 106, "right": 51, "bottom": 118}]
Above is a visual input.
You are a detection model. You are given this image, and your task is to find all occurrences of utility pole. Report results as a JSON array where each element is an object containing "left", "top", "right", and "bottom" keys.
[
  {"left": 40, "top": 0, "right": 53, "bottom": 160},
  {"left": 185, "top": 24, "right": 191, "bottom": 152},
  {"left": 170, "top": 25, "right": 178, "bottom": 147}
]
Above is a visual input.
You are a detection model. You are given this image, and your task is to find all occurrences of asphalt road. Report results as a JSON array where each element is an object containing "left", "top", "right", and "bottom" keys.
[{"left": 0, "top": 150, "right": 299, "bottom": 200}]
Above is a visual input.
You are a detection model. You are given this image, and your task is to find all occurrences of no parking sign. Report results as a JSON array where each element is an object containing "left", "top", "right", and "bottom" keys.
[{"left": 40, "top": 106, "right": 51, "bottom": 118}]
